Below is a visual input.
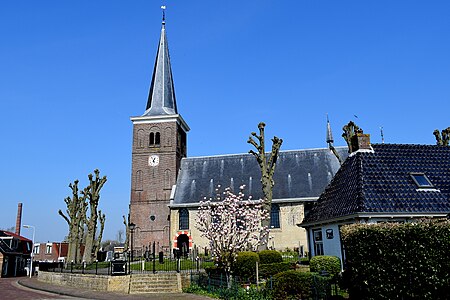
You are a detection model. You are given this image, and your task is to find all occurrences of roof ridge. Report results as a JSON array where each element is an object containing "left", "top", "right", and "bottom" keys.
[{"left": 183, "top": 146, "right": 348, "bottom": 160}]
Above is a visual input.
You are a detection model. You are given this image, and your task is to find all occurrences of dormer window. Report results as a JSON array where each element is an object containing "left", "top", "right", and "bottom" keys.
[{"left": 410, "top": 173, "right": 433, "bottom": 188}]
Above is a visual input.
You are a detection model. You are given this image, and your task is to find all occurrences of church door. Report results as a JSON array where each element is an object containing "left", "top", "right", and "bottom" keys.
[{"left": 177, "top": 234, "right": 189, "bottom": 257}]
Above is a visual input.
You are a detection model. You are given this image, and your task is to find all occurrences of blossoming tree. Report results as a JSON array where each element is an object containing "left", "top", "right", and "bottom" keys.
[{"left": 196, "top": 186, "right": 269, "bottom": 284}]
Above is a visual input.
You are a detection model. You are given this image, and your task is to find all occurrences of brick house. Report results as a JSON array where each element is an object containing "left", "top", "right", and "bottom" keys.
[
  {"left": 32, "top": 242, "right": 69, "bottom": 263},
  {"left": 0, "top": 230, "right": 32, "bottom": 277}
]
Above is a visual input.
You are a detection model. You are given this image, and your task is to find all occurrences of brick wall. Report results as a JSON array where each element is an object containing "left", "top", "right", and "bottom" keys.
[
  {"left": 38, "top": 271, "right": 130, "bottom": 293},
  {"left": 130, "top": 119, "right": 186, "bottom": 252}
]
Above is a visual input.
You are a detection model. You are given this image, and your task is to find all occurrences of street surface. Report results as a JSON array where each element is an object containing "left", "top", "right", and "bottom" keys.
[{"left": 0, "top": 277, "right": 82, "bottom": 299}]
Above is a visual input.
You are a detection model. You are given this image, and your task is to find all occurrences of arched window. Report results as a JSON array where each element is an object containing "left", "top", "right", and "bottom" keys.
[
  {"left": 149, "top": 132, "right": 155, "bottom": 146},
  {"left": 179, "top": 208, "right": 189, "bottom": 230},
  {"left": 270, "top": 204, "right": 280, "bottom": 228},
  {"left": 164, "top": 169, "right": 171, "bottom": 189},
  {"left": 135, "top": 170, "right": 143, "bottom": 191},
  {"left": 155, "top": 132, "right": 161, "bottom": 145},
  {"left": 137, "top": 129, "right": 145, "bottom": 148},
  {"left": 165, "top": 127, "right": 172, "bottom": 146}
]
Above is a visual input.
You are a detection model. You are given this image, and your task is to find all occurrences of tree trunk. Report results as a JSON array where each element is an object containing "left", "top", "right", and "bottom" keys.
[
  {"left": 82, "top": 169, "right": 107, "bottom": 263},
  {"left": 248, "top": 122, "right": 282, "bottom": 249},
  {"left": 123, "top": 215, "right": 130, "bottom": 252},
  {"left": 94, "top": 211, "right": 106, "bottom": 255},
  {"left": 59, "top": 180, "right": 85, "bottom": 264}
]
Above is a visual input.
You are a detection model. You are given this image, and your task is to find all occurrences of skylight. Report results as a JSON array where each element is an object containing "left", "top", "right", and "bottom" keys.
[{"left": 410, "top": 173, "right": 434, "bottom": 188}]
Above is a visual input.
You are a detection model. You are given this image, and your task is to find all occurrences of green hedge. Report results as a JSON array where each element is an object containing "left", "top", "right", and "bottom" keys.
[
  {"left": 258, "top": 261, "right": 293, "bottom": 279},
  {"left": 272, "top": 270, "right": 330, "bottom": 300},
  {"left": 341, "top": 219, "right": 450, "bottom": 300},
  {"left": 258, "top": 250, "right": 283, "bottom": 264},
  {"left": 299, "top": 257, "right": 310, "bottom": 265},
  {"left": 233, "top": 251, "right": 259, "bottom": 281},
  {"left": 310, "top": 255, "right": 341, "bottom": 276}
]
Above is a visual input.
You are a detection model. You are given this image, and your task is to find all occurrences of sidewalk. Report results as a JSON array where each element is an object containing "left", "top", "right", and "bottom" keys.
[{"left": 18, "top": 277, "right": 213, "bottom": 300}]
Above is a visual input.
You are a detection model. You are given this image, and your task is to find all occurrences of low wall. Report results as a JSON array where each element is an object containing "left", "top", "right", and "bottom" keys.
[{"left": 38, "top": 271, "right": 130, "bottom": 293}]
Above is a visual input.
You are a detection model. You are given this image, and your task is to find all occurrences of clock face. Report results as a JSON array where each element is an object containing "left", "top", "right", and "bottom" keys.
[{"left": 148, "top": 155, "right": 160, "bottom": 166}]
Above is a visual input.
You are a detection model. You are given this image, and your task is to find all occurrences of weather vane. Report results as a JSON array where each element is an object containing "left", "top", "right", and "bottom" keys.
[{"left": 161, "top": 5, "right": 166, "bottom": 23}]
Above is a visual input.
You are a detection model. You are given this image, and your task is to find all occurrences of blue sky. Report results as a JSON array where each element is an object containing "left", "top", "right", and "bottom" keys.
[{"left": 1, "top": 1, "right": 449, "bottom": 243}]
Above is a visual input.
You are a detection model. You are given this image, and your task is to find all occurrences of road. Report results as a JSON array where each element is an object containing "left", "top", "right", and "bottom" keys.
[{"left": 0, "top": 277, "right": 82, "bottom": 300}]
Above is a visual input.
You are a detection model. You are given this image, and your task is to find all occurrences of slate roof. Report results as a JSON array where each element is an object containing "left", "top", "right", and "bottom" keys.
[
  {"left": 302, "top": 144, "right": 450, "bottom": 225},
  {"left": 143, "top": 21, "right": 178, "bottom": 117},
  {"left": 172, "top": 147, "right": 348, "bottom": 206}
]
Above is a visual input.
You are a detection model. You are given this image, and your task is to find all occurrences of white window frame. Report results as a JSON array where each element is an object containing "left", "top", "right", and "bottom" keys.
[{"left": 313, "top": 229, "right": 324, "bottom": 256}]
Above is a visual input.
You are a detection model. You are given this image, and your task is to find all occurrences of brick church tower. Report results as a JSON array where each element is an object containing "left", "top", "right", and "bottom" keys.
[{"left": 129, "top": 14, "right": 189, "bottom": 254}]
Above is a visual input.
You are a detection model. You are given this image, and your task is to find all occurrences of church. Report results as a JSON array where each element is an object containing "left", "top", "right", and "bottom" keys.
[{"left": 129, "top": 15, "right": 346, "bottom": 257}]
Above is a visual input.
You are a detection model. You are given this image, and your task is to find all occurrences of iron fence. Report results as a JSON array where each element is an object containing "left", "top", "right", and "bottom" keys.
[{"left": 42, "top": 256, "right": 214, "bottom": 275}]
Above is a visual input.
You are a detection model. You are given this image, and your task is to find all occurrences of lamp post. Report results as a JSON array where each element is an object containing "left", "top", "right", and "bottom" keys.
[
  {"left": 23, "top": 224, "right": 35, "bottom": 278},
  {"left": 129, "top": 222, "right": 136, "bottom": 263}
]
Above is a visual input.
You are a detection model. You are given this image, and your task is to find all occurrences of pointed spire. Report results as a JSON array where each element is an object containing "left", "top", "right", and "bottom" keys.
[
  {"left": 326, "top": 114, "right": 334, "bottom": 148},
  {"left": 143, "top": 6, "right": 178, "bottom": 117}
]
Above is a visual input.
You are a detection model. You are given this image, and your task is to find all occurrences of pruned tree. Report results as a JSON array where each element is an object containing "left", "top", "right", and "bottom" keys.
[
  {"left": 93, "top": 211, "right": 106, "bottom": 253},
  {"left": 247, "top": 122, "right": 283, "bottom": 249},
  {"left": 342, "top": 121, "right": 362, "bottom": 153},
  {"left": 59, "top": 180, "right": 86, "bottom": 263},
  {"left": 123, "top": 215, "right": 130, "bottom": 251},
  {"left": 116, "top": 229, "right": 124, "bottom": 244},
  {"left": 196, "top": 186, "right": 269, "bottom": 286},
  {"left": 81, "top": 169, "right": 107, "bottom": 263},
  {"left": 433, "top": 127, "right": 450, "bottom": 146}
]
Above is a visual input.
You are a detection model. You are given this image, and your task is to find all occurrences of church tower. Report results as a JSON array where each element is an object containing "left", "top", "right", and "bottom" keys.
[{"left": 129, "top": 12, "right": 189, "bottom": 254}]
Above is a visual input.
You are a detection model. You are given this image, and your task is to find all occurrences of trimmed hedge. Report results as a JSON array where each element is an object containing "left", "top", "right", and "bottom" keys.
[
  {"left": 341, "top": 219, "right": 450, "bottom": 300},
  {"left": 310, "top": 255, "right": 341, "bottom": 276},
  {"left": 299, "top": 257, "right": 310, "bottom": 265},
  {"left": 258, "top": 250, "right": 283, "bottom": 264},
  {"left": 233, "top": 251, "right": 259, "bottom": 281},
  {"left": 258, "top": 261, "right": 292, "bottom": 278},
  {"left": 272, "top": 270, "right": 329, "bottom": 300}
]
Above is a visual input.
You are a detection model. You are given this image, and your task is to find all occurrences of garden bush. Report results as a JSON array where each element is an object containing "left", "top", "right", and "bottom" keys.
[
  {"left": 341, "top": 219, "right": 450, "bottom": 300},
  {"left": 299, "top": 257, "right": 310, "bottom": 265},
  {"left": 272, "top": 270, "right": 330, "bottom": 300},
  {"left": 233, "top": 251, "right": 259, "bottom": 281},
  {"left": 258, "top": 250, "right": 283, "bottom": 264},
  {"left": 205, "top": 265, "right": 226, "bottom": 277},
  {"left": 258, "top": 261, "right": 292, "bottom": 279},
  {"left": 310, "top": 255, "right": 341, "bottom": 276}
]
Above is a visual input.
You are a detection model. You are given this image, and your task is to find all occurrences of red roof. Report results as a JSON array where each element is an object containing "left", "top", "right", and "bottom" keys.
[{"left": 1, "top": 230, "right": 32, "bottom": 242}]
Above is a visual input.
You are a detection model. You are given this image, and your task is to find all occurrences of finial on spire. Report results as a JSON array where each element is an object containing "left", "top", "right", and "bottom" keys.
[
  {"left": 161, "top": 5, "right": 166, "bottom": 24},
  {"left": 326, "top": 113, "right": 334, "bottom": 146}
]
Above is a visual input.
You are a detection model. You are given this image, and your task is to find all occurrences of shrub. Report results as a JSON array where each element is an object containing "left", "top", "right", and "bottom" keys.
[
  {"left": 258, "top": 250, "right": 282, "bottom": 264},
  {"left": 233, "top": 251, "right": 259, "bottom": 281},
  {"left": 341, "top": 219, "right": 450, "bottom": 300},
  {"left": 272, "top": 270, "right": 330, "bottom": 299},
  {"left": 205, "top": 265, "right": 225, "bottom": 277},
  {"left": 299, "top": 257, "right": 310, "bottom": 265},
  {"left": 310, "top": 255, "right": 341, "bottom": 276},
  {"left": 258, "top": 261, "right": 292, "bottom": 278}
]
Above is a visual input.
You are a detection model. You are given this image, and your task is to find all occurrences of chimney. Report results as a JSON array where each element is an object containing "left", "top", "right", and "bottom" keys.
[
  {"left": 351, "top": 130, "right": 371, "bottom": 152},
  {"left": 15, "top": 203, "right": 23, "bottom": 235}
]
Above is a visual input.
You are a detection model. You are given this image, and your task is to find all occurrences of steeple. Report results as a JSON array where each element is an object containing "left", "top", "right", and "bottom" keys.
[
  {"left": 326, "top": 114, "right": 334, "bottom": 148},
  {"left": 143, "top": 7, "right": 178, "bottom": 117}
]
